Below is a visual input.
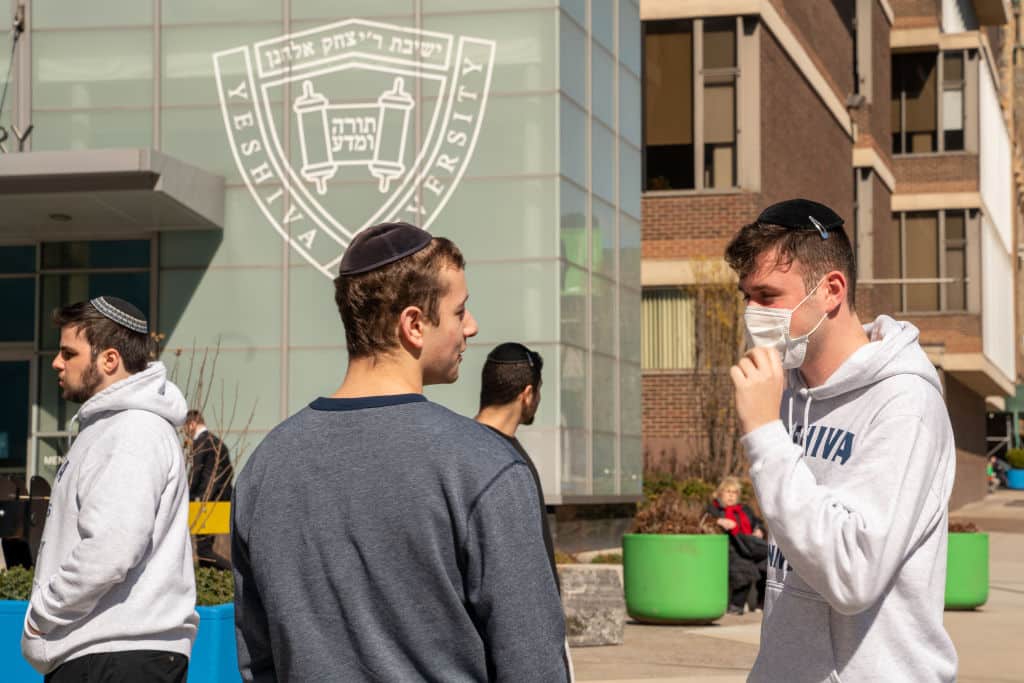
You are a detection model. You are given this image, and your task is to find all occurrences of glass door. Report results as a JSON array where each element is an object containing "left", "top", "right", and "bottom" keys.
[{"left": 0, "top": 360, "right": 31, "bottom": 477}]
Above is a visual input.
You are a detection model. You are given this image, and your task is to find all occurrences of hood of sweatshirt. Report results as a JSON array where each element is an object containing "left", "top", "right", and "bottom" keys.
[
  {"left": 77, "top": 361, "right": 187, "bottom": 428},
  {"left": 783, "top": 315, "right": 941, "bottom": 428}
]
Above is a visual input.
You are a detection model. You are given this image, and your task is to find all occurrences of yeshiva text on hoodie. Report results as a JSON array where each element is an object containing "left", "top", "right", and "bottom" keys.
[
  {"left": 21, "top": 362, "right": 198, "bottom": 675},
  {"left": 742, "top": 315, "right": 957, "bottom": 683}
]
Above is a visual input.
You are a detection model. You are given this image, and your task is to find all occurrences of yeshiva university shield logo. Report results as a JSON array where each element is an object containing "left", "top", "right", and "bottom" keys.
[{"left": 213, "top": 19, "right": 496, "bottom": 277}]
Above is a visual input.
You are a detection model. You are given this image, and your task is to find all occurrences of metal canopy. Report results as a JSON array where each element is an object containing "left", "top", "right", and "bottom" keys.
[{"left": 0, "top": 149, "right": 224, "bottom": 240}]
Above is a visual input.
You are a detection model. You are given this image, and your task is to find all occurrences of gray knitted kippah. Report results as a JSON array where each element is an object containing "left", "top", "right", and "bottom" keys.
[{"left": 90, "top": 296, "right": 148, "bottom": 334}]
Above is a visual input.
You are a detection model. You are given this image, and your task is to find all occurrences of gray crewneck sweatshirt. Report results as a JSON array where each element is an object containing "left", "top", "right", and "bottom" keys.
[
  {"left": 742, "top": 316, "right": 957, "bottom": 681},
  {"left": 232, "top": 394, "right": 569, "bottom": 682}
]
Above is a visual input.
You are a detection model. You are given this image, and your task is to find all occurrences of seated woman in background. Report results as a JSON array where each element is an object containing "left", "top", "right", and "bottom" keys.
[{"left": 707, "top": 476, "right": 768, "bottom": 615}]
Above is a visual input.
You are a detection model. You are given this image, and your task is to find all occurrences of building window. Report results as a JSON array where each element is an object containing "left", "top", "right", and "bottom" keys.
[
  {"left": 892, "top": 51, "right": 966, "bottom": 154},
  {"left": 0, "top": 246, "right": 36, "bottom": 344},
  {"left": 891, "top": 211, "right": 968, "bottom": 312},
  {"left": 34, "top": 239, "right": 154, "bottom": 482},
  {"left": 643, "top": 17, "right": 738, "bottom": 191},
  {"left": 641, "top": 287, "right": 696, "bottom": 369}
]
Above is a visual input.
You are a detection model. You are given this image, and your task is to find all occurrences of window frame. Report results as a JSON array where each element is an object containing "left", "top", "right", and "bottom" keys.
[
  {"left": 642, "top": 16, "right": 750, "bottom": 194},
  {"left": 641, "top": 285, "right": 697, "bottom": 371},
  {"left": 892, "top": 49, "right": 971, "bottom": 156},
  {"left": 892, "top": 209, "right": 971, "bottom": 313}
]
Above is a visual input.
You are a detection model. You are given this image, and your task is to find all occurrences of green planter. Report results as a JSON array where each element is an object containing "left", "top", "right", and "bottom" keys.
[
  {"left": 945, "top": 532, "right": 989, "bottom": 610},
  {"left": 622, "top": 533, "right": 728, "bottom": 624}
]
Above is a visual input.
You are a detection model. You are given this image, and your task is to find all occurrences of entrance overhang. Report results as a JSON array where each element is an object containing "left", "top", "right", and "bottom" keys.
[{"left": 0, "top": 149, "right": 224, "bottom": 240}]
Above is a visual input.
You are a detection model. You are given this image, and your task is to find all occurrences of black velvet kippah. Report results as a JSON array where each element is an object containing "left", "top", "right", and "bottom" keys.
[
  {"left": 486, "top": 342, "right": 538, "bottom": 367},
  {"left": 90, "top": 296, "right": 148, "bottom": 334},
  {"left": 338, "top": 221, "right": 433, "bottom": 275},
  {"left": 757, "top": 198, "right": 843, "bottom": 240}
]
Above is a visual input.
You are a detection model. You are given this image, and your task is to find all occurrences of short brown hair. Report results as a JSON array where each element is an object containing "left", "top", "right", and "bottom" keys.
[
  {"left": 333, "top": 237, "right": 465, "bottom": 358},
  {"left": 52, "top": 301, "right": 154, "bottom": 373},
  {"left": 724, "top": 221, "right": 857, "bottom": 308}
]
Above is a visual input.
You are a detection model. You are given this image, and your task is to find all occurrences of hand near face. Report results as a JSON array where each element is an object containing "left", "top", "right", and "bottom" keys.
[{"left": 729, "top": 346, "right": 785, "bottom": 435}]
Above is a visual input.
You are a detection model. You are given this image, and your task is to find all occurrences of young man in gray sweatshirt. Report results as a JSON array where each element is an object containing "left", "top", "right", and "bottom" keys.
[
  {"left": 22, "top": 297, "right": 196, "bottom": 681},
  {"left": 726, "top": 199, "right": 957, "bottom": 682},
  {"left": 231, "top": 222, "right": 570, "bottom": 682}
]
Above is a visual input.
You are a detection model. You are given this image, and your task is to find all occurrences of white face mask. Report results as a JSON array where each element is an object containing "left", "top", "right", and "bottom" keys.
[{"left": 743, "top": 278, "right": 828, "bottom": 369}]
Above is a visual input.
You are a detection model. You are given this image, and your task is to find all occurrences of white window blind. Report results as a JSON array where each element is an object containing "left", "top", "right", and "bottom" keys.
[{"left": 642, "top": 288, "right": 696, "bottom": 369}]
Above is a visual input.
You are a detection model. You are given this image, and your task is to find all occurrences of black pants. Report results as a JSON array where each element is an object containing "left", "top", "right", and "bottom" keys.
[
  {"left": 45, "top": 650, "right": 187, "bottom": 683},
  {"left": 728, "top": 546, "right": 767, "bottom": 609}
]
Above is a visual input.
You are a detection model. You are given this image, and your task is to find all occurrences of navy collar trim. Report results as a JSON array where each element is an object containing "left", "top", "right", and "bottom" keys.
[{"left": 310, "top": 394, "right": 427, "bottom": 412}]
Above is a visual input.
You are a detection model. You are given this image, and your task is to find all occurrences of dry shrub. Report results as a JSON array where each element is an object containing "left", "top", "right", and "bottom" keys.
[
  {"left": 949, "top": 521, "right": 979, "bottom": 533},
  {"left": 631, "top": 490, "right": 722, "bottom": 535}
]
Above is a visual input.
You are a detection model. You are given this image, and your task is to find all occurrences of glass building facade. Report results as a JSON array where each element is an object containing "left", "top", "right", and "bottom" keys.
[{"left": 0, "top": 0, "right": 641, "bottom": 502}]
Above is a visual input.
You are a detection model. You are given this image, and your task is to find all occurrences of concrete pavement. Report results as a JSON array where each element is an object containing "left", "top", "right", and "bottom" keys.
[{"left": 572, "top": 489, "right": 1024, "bottom": 683}]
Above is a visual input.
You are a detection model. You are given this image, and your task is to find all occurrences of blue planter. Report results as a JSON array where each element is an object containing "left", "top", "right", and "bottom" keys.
[
  {"left": 0, "top": 601, "right": 40, "bottom": 682},
  {"left": 0, "top": 601, "right": 239, "bottom": 682},
  {"left": 1007, "top": 468, "right": 1024, "bottom": 490},
  {"left": 190, "top": 604, "right": 241, "bottom": 683}
]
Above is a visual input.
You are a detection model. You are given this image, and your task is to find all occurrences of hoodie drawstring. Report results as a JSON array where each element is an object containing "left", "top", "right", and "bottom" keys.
[
  {"left": 785, "top": 393, "right": 814, "bottom": 454},
  {"left": 801, "top": 395, "right": 813, "bottom": 450}
]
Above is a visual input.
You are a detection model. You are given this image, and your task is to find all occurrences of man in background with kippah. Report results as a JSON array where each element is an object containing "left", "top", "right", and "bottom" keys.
[
  {"left": 474, "top": 342, "right": 558, "bottom": 590},
  {"left": 22, "top": 297, "right": 197, "bottom": 682},
  {"left": 231, "top": 222, "right": 571, "bottom": 682},
  {"left": 726, "top": 199, "right": 957, "bottom": 681}
]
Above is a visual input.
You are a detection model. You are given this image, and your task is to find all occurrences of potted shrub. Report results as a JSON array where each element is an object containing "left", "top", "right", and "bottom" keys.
[
  {"left": 1005, "top": 449, "right": 1024, "bottom": 489},
  {"left": 622, "top": 490, "right": 728, "bottom": 624},
  {"left": 0, "top": 566, "right": 239, "bottom": 683},
  {"left": 945, "top": 521, "right": 989, "bottom": 610}
]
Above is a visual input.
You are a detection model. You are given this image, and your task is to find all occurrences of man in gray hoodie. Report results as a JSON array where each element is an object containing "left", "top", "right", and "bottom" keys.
[
  {"left": 232, "top": 222, "right": 570, "bottom": 682},
  {"left": 726, "top": 199, "right": 957, "bottom": 682},
  {"left": 22, "top": 297, "right": 197, "bottom": 681}
]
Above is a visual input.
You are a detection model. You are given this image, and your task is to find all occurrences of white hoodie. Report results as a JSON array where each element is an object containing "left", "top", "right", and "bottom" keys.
[
  {"left": 742, "top": 316, "right": 957, "bottom": 682},
  {"left": 22, "top": 362, "right": 198, "bottom": 674}
]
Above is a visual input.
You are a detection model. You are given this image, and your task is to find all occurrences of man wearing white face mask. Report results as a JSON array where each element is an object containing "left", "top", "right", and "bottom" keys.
[{"left": 725, "top": 199, "right": 957, "bottom": 682}]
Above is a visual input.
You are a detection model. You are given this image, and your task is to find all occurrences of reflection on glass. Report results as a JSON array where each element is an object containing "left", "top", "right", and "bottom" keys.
[
  {"left": 42, "top": 240, "right": 150, "bottom": 269},
  {"left": 644, "top": 20, "right": 693, "bottom": 190},
  {"left": 35, "top": 437, "right": 72, "bottom": 485},
  {"left": 703, "top": 18, "right": 736, "bottom": 68},
  {"left": 704, "top": 78, "right": 736, "bottom": 188},
  {"left": 904, "top": 212, "right": 939, "bottom": 311},
  {"left": 892, "top": 52, "right": 937, "bottom": 154},
  {"left": 0, "top": 246, "right": 35, "bottom": 273},
  {"left": 942, "top": 52, "right": 964, "bottom": 151},
  {"left": 945, "top": 211, "right": 967, "bottom": 310},
  {"left": 33, "top": 31, "right": 153, "bottom": 109},
  {"left": 1, "top": 279, "right": 35, "bottom": 342},
  {"left": 593, "top": 432, "right": 616, "bottom": 495},
  {"left": 38, "top": 367, "right": 79, "bottom": 434},
  {"left": 40, "top": 273, "right": 151, "bottom": 350},
  {"left": 620, "top": 435, "right": 642, "bottom": 494}
]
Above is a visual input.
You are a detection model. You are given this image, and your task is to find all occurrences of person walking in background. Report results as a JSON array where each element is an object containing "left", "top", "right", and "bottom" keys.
[
  {"left": 22, "top": 297, "right": 196, "bottom": 682},
  {"left": 185, "top": 410, "right": 233, "bottom": 569},
  {"left": 231, "top": 222, "right": 570, "bottom": 682},
  {"left": 474, "top": 342, "right": 558, "bottom": 589},
  {"left": 706, "top": 476, "right": 767, "bottom": 614},
  {"left": 726, "top": 199, "right": 957, "bottom": 681}
]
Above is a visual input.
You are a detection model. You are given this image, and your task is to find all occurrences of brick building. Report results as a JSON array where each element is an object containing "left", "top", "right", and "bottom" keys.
[{"left": 640, "top": 0, "right": 1023, "bottom": 509}]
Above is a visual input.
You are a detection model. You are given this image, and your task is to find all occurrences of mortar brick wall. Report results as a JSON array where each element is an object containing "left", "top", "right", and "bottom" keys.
[
  {"left": 760, "top": 31, "right": 855, "bottom": 223},
  {"left": 890, "top": 0, "right": 941, "bottom": 23},
  {"left": 908, "top": 313, "right": 984, "bottom": 353},
  {"left": 893, "top": 154, "right": 980, "bottom": 193},
  {"left": 775, "top": 0, "right": 855, "bottom": 97}
]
